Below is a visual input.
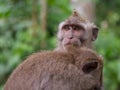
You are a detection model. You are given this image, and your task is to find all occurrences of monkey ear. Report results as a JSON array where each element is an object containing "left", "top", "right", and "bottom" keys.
[
  {"left": 82, "top": 61, "right": 98, "bottom": 74},
  {"left": 92, "top": 26, "right": 99, "bottom": 41}
]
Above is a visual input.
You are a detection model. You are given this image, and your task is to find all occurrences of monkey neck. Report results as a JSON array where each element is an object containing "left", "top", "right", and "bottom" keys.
[
  {"left": 55, "top": 40, "right": 94, "bottom": 52},
  {"left": 54, "top": 41, "right": 65, "bottom": 52},
  {"left": 82, "top": 40, "right": 94, "bottom": 49},
  {"left": 54, "top": 41, "right": 77, "bottom": 52}
]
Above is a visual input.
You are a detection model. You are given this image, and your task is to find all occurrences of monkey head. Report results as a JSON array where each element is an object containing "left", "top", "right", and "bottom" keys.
[
  {"left": 57, "top": 10, "right": 99, "bottom": 51},
  {"left": 66, "top": 46, "right": 103, "bottom": 90}
]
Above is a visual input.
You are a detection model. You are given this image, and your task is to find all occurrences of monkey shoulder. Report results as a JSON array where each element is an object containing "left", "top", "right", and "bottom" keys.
[
  {"left": 6, "top": 50, "right": 74, "bottom": 80},
  {"left": 25, "top": 50, "right": 74, "bottom": 64}
]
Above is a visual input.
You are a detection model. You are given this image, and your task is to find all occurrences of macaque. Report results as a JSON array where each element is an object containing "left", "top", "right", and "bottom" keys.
[
  {"left": 4, "top": 46, "right": 103, "bottom": 90},
  {"left": 56, "top": 10, "right": 99, "bottom": 51}
]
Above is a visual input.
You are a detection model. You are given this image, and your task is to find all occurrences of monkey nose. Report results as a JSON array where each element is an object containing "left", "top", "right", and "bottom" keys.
[
  {"left": 68, "top": 36, "right": 73, "bottom": 39},
  {"left": 69, "top": 37, "right": 73, "bottom": 39}
]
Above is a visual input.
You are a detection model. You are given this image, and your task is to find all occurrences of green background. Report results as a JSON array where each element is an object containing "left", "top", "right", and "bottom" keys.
[{"left": 0, "top": 0, "right": 120, "bottom": 90}]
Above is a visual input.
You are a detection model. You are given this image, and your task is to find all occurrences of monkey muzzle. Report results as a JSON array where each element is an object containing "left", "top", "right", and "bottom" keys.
[{"left": 64, "top": 38, "right": 81, "bottom": 47}]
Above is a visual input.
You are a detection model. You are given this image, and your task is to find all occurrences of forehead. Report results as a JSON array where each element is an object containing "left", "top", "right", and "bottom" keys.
[
  {"left": 65, "top": 19, "right": 81, "bottom": 25},
  {"left": 65, "top": 16, "right": 86, "bottom": 24}
]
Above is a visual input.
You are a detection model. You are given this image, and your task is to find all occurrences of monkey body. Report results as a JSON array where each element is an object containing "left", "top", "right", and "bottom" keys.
[
  {"left": 4, "top": 47, "right": 103, "bottom": 90},
  {"left": 4, "top": 11, "right": 103, "bottom": 90}
]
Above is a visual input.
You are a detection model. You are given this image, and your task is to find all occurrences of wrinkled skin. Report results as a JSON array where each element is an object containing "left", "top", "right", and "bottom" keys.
[
  {"left": 61, "top": 24, "right": 85, "bottom": 47},
  {"left": 4, "top": 47, "right": 103, "bottom": 90}
]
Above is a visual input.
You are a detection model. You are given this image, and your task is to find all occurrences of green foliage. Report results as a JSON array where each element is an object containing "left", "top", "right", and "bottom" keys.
[
  {"left": 0, "top": 0, "right": 120, "bottom": 90},
  {"left": 95, "top": 29, "right": 120, "bottom": 90},
  {"left": 47, "top": 0, "right": 71, "bottom": 37},
  {"left": 95, "top": 0, "right": 120, "bottom": 90}
]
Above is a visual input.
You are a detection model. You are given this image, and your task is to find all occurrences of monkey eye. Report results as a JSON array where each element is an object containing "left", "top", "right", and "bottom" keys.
[
  {"left": 72, "top": 25, "right": 81, "bottom": 30},
  {"left": 63, "top": 25, "right": 70, "bottom": 30}
]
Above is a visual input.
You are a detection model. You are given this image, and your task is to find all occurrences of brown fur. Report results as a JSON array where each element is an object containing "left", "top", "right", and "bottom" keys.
[{"left": 4, "top": 47, "right": 103, "bottom": 90}]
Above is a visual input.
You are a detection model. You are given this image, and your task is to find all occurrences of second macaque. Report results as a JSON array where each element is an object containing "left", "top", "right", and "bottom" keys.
[
  {"left": 4, "top": 46, "right": 103, "bottom": 90},
  {"left": 56, "top": 11, "right": 99, "bottom": 51}
]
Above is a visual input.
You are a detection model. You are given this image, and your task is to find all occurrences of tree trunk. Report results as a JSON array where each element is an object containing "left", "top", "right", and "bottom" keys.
[
  {"left": 40, "top": 0, "right": 47, "bottom": 49},
  {"left": 70, "top": 0, "right": 95, "bottom": 22},
  {"left": 32, "top": 0, "right": 38, "bottom": 36},
  {"left": 32, "top": 0, "right": 38, "bottom": 30},
  {"left": 40, "top": 0, "right": 47, "bottom": 32}
]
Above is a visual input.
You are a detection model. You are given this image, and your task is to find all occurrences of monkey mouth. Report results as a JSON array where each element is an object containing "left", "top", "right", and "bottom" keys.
[
  {"left": 65, "top": 41, "right": 71, "bottom": 45},
  {"left": 64, "top": 40, "right": 81, "bottom": 47},
  {"left": 63, "top": 39, "right": 71, "bottom": 45}
]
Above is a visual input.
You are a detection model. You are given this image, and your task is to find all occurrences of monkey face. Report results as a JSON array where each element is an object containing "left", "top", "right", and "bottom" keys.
[
  {"left": 61, "top": 24, "right": 85, "bottom": 47},
  {"left": 56, "top": 11, "right": 99, "bottom": 51},
  {"left": 57, "top": 20, "right": 99, "bottom": 50}
]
